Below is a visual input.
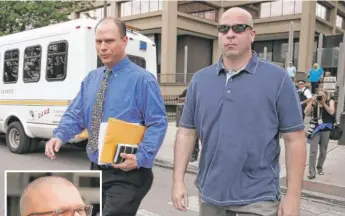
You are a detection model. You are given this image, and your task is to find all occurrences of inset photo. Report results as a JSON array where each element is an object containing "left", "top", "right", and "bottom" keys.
[{"left": 5, "top": 170, "right": 101, "bottom": 216}]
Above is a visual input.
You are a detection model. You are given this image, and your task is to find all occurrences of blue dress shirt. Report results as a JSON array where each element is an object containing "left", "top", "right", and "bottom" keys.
[{"left": 52, "top": 56, "right": 168, "bottom": 168}]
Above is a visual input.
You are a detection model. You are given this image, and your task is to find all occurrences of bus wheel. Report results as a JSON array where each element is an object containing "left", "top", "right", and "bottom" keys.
[
  {"left": 6, "top": 122, "right": 31, "bottom": 154},
  {"left": 29, "top": 138, "right": 40, "bottom": 153}
]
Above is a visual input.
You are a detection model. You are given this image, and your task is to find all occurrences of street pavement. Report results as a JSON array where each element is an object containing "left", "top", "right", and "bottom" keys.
[{"left": 137, "top": 166, "right": 345, "bottom": 216}]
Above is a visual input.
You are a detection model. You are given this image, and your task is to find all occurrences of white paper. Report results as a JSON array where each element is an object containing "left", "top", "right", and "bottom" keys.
[{"left": 97, "top": 122, "right": 108, "bottom": 165}]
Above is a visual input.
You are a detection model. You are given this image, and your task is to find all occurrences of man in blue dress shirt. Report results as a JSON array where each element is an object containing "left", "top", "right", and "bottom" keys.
[{"left": 45, "top": 17, "right": 168, "bottom": 216}]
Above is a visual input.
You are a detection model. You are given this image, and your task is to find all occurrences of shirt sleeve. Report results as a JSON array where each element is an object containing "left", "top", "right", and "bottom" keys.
[
  {"left": 52, "top": 80, "right": 86, "bottom": 144},
  {"left": 135, "top": 78, "right": 168, "bottom": 169},
  {"left": 277, "top": 74, "right": 305, "bottom": 133},
  {"left": 304, "top": 89, "right": 312, "bottom": 99},
  {"left": 179, "top": 77, "right": 196, "bottom": 129}
]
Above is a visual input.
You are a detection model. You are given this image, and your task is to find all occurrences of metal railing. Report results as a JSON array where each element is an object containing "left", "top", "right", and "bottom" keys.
[{"left": 158, "top": 72, "right": 195, "bottom": 84}]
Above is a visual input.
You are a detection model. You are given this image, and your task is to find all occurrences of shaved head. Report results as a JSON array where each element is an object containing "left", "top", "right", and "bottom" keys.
[
  {"left": 218, "top": 7, "right": 256, "bottom": 62},
  {"left": 221, "top": 7, "right": 254, "bottom": 27},
  {"left": 20, "top": 176, "right": 84, "bottom": 216}
]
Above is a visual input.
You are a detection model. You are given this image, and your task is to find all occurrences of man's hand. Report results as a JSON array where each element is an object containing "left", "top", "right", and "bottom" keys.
[
  {"left": 278, "top": 194, "right": 301, "bottom": 216},
  {"left": 45, "top": 138, "right": 63, "bottom": 160},
  {"left": 113, "top": 153, "right": 138, "bottom": 172},
  {"left": 172, "top": 180, "right": 189, "bottom": 211}
]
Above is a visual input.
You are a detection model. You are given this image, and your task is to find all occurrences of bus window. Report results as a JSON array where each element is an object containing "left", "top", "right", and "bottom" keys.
[
  {"left": 23, "top": 45, "right": 42, "bottom": 83},
  {"left": 128, "top": 55, "right": 146, "bottom": 69},
  {"left": 97, "top": 56, "right": 104, "bottom": 68},
  {"left": 46, "top": 41, "right": 68, "bottom": 81},
  {"left": 3, "top": 49, "right": 19, "bottom": 84}
]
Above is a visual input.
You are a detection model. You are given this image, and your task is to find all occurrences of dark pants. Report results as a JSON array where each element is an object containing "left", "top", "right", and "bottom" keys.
[
  {"left": 91, "top": 162, "right": 153, "bottom": 216},
  {"left": 311, "top": 82, "right": 319, "bottom": 94},
  {"left": 301, "top": 105, "right": 306, "bottom": 120}
]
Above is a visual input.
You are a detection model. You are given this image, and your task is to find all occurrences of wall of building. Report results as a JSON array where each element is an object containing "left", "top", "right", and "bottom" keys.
[
  {"left": 176, "top": 35, "right": 213, "bottom": 83},
  {"left": 71, "top": 0, "right": 345, "bottom": 94}
]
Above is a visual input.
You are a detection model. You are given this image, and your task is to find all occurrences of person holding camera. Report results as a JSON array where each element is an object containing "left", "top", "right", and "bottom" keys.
[{"left": 304, "top": 89, "right": 335, "bottom": 180}]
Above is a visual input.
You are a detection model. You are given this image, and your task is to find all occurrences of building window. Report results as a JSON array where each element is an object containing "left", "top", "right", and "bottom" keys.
[
  {"left": 46, "top": 41, "right": 68, "bottom": 81},
  {"left": 80, "top": 5, "right": 112, "bottom": 20},
  {"left": 336, "top": 15, "right": 344, "bottom": 28},
  {"left": 260, "top": 0, "right": 302, "bottom": 18},
  {"left": 178, "top": 1, "right": 217, "bottom": 22},
  {"left": 79, "top": 176, "right": 100, "bottom": 188},
  {"left": 3, "top": 49, "right": 19, "bottom": 84},
  {"left": 120, "top": 0, "right": 163, "bottom": 17},
  {"left": 316, "top": 3, "right": 327, "bottom": 20},
  {"left": 191, "top": 10, "right": 216, "bottom": 21}
]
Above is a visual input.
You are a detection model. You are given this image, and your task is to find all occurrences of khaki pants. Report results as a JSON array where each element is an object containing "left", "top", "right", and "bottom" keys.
[{"left": 199, "top": 197, "right": 280, "bottom": 216}]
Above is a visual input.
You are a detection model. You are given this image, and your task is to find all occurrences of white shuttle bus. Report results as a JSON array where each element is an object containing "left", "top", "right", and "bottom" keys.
[{"left": 0, "top": 18, "right": 157, "bottom": 154}]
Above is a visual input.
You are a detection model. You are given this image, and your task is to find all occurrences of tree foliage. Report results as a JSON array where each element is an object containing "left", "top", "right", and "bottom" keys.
[{"left": 0, "top": 1, "right": 94, "bottom": 36}]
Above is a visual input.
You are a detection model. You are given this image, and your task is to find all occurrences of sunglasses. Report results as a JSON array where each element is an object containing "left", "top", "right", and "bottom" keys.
[{"left": 217, "top": 24, "right": 252, "bottom": 34}]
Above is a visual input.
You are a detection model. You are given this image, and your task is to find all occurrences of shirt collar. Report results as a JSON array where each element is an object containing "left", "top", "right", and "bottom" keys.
[
  {"left": 216, "top": 51, "right": 259, "bottom": 76},
  {"left": 103, "top": 55, "right": 130, "bottom": 73}
]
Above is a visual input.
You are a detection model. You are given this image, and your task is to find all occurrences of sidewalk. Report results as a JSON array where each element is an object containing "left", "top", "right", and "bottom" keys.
[{"left": 154, "top": 123, "right": 345, "bottom": 206}]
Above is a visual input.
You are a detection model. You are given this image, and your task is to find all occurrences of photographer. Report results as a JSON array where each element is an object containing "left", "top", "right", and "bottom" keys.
[{"left": 304, "top": 89, "right": 335, "bottom": 179}]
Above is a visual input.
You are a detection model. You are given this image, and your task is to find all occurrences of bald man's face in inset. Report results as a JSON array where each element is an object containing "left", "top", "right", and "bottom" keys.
[
  {"left": 22, "top": 182, "right": 87, "bottom": 216},
  {"left": 218, "top": 8, "right": 256, "bottom": 59}
]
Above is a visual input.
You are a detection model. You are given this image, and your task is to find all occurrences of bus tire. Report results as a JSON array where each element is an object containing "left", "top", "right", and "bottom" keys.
[
  {"left": 6, "top": 122, "right": 31, "bottom": 154},
  {"left": 29, "top": 138, "right": 40, "bottom": 153}
]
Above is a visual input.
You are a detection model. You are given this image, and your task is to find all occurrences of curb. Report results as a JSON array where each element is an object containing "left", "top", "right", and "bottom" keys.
[
  {"left": 280, "top": 186, "right": 345, "bottom": 207},
  {"left": 154, "top": 158, "right": 345, "bottom": 207},
  {"left": 154, "top": 157, "right": 198, "bottom": 174}
]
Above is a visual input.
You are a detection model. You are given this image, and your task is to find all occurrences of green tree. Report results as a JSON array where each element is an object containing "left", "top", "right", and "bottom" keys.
[{"left": 0, "top": 1, "right": 94, "bottom": 36}]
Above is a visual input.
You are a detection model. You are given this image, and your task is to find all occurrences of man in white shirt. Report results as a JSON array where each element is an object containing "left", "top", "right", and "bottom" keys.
[
  {"left": 297, "top": 79, "right": 312, "bottom": 119},
  {"left": 286, "top": 62, "right": 297, "bottom": 82}
]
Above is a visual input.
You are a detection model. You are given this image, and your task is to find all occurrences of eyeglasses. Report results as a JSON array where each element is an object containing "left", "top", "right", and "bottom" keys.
[
  {"left": 217, "top": 24, "right": 252, "bottom": 34},
  {"left": 27, "top": 205, "right": 93, "bottom": 216}
]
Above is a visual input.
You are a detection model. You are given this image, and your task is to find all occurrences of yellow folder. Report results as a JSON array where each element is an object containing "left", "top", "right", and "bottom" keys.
[
  {"left": 75, "top": 129, "right": 88, "bottom": 139},
  {"left": 100, "top": 118, "right": 146, "bottom": 164}
]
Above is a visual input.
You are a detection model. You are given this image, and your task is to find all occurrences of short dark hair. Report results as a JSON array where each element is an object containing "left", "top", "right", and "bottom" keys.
[{"left": 95, "top": 17, "right": 127, "bottom": 37}]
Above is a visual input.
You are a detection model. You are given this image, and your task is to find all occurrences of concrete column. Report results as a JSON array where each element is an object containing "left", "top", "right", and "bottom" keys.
[
  {"left": 160, "top": 1, "right": 178, "bottom": 83},
  {"left": 330, "top": 2, "right": 338, "bottom": 34},
  {"left": 212, "top": 39, "right": 221, "bottom": 64},
  {"left": 298, "top": 1, "right": 317, "bottom": 73},
  {"left": 212, "top": 7, "right": 224, "bottom": 64},
  {"left": 110, "top": 1, "right": 119, "bottom": 18},
  {"left": 218, "top": 7, "right": 224, "bottom": 22}
]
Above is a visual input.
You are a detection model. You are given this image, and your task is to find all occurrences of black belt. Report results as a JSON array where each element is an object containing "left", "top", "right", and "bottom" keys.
[{"left": 91, "top": 162, "right": 115, "bottom": 170}]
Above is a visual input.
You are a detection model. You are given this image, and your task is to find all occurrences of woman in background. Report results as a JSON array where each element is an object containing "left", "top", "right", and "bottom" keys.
[{"left": 304, "top": 88, "right": 335, "bottom": 179}]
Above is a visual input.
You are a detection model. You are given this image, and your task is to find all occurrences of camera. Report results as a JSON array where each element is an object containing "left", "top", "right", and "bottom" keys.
[
  {"left": 316, "top": 95, "right": 323, "bottom": 101},
  {"left": 306, "top": 119, "right": 317, "bottom": 138}
]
